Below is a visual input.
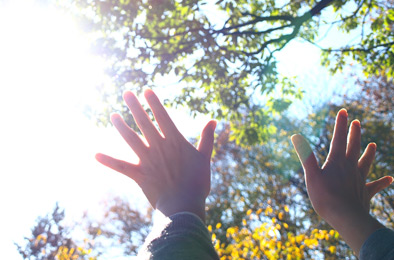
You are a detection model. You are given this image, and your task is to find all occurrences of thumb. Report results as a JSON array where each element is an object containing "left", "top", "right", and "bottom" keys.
[
  {"left": 291, "top": 134, "right": 320, "bottom": 176},
  {"left": 197, "top": 120, "right": 217, "bottom": 158},
  {"left": 366, "top": 176, "right": 394, "bottom": 201}
]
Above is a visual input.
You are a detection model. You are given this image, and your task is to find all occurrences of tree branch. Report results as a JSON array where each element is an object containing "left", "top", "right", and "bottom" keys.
[
  {"left": 324, "top": 42, "right": 394, "bottom": 53},
  {"left": 241, "top": 24, "right": 301, "bottom": 56},
  {"left": 221, "top": 24, "right": 292, "bottom": 37},
  {"left": 217, "top": 14, "right": 295, "bottom": 33},
  {"left": 300, "top": 0, "right": 335, "bottom": 21},
  {"left": 327, "top": 0, "right": 366, "bottom": 25},
  {"left": 217, "top": 0, "right": 335, "bottom": 56}
]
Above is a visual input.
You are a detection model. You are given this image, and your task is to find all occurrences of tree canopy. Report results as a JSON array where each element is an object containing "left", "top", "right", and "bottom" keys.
[{"left": 64, "top": 0, "right": 394, "bottom": 144}]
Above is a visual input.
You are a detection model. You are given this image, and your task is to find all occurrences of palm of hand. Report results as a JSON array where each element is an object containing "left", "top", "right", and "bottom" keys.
[
  {"left": 292, "top": 109, "right": 393, "bottom": 224},
  {"left": 96, "top": 89, "right": 216, "bottom": 219},
  {"left": 138, "top": 136, "right": 211, "bottom": 209},
  {"left": 315, "top": 159, "right": 370, "bottom": 218}
]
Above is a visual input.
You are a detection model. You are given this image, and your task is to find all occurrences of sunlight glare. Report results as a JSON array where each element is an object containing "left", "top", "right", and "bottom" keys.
[
  {"left": 0, "top": 1, "right": 106, "bottom": 118},
  {"left": 0, "top": 0, "right": 139, "bottom": 219},
  {"left": 0, "top": 6, "right": 149, "bottom": 258}
]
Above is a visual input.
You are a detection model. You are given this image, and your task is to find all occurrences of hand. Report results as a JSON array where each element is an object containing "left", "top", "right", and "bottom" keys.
[
  {"left": 291, "top": 109, "right": 393, "bottom": 255},
  {"left": 96, "top": 89, "right": 217, "bottom": 221}
]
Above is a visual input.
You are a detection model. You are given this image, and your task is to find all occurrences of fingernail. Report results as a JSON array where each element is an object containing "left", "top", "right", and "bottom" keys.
[
  {"left": 369, "top": 142, "right": 377, "bottom": 149},
  {"left": 123, "top": 91, "right": 136, "bottom": 101},
  {"left": 291, "top": 135, "right": 313, "bottom": 162},
  {"left": 144, "top": 88, "right": 153, "bottom": 94},
  {"left": 211, "top": 120, "right": 217, "bottom": 130},
  {"left": 352, "top": 119, "right": 360, "bottom": 127},
  {"left": 110, "top": 113, "right": 121, "bottom": 123},
  {"left": 338, "top": 108, "right": 348, "bottom": 117},
  {"left": 290, "top": 134, "right": 301, "bottom": 145},
  {"left": 144, "top": 89, "right": 156, "bottom": 99}
]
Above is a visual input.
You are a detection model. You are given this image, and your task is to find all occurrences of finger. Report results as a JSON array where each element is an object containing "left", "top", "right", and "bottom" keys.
[
  {"left": 366, "top": 176, "right": 394, "bottom": 201},
  {"left": 197, "top": 120, "right": 217, "bottom": 158},
  {"left": 358, "top": 142, "right": 377, "bottom": 179},
  {"left": 346, "top": 120, "right": 361, "bottom": 163},
  {"left": 111, "top": 114, "right": 148, "bottom": 155},
  {"left": 123, "top": 91, "right": 162, "bottom": 143},
  {"left": 327, "top": 109, "right": 348, "bottom": 161},
  {"left": 95, "top": 153, "right": 143, "bottom": 184},
  {"left": 291, "top": 134, "right": 320, "bottom": 176},
  {"left": 144, "top": 89, "right": 179, "bottom": 138}
]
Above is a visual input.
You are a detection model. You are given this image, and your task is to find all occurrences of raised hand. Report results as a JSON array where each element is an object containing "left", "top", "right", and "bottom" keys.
[
  {"left": 291, "top": 109, "right": 393, "bottom": 255},
  {"left": 96, "top": 89, "right": 216, "bottom": 221}
]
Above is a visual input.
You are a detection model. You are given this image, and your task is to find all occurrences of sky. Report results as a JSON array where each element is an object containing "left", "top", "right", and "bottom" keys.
[{"left": 0, "top": 1, "right": 358, "bottom": 259}]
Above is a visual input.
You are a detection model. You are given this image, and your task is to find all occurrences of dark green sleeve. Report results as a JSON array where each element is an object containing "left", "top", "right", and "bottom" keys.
[
  {"left": 138, "top": 212, "right": 219, "bottom": 260},
  {"left": 359, "top": 228, "right": 394, "bottom": 260}
]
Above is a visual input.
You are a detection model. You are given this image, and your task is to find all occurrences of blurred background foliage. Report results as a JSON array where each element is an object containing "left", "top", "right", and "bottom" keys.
[{"left": 17, "top": 0, "right": 393, "bottom": 259}]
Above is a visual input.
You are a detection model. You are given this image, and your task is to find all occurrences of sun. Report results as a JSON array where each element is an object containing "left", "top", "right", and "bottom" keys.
[{"left": 0, "top": 0, "right": 107, "bottom": 117}]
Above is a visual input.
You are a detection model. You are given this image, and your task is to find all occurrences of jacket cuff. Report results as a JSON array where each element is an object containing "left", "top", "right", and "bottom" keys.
[{"left": 359, "top": 228, "right": 394, "bottom": 260}]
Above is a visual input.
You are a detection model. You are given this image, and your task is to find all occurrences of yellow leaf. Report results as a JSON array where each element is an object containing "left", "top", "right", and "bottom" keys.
[{"left": 265, "top": 206, "right": 273, "bottom": 215}]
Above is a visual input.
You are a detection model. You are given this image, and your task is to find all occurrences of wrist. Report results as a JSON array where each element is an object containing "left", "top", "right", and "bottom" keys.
[
  {"left": 324, "top": 208, "right": 384, "bottom": 256},
  {"left": 156, "top": 194, "right": 206, "bottom": 222}
]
